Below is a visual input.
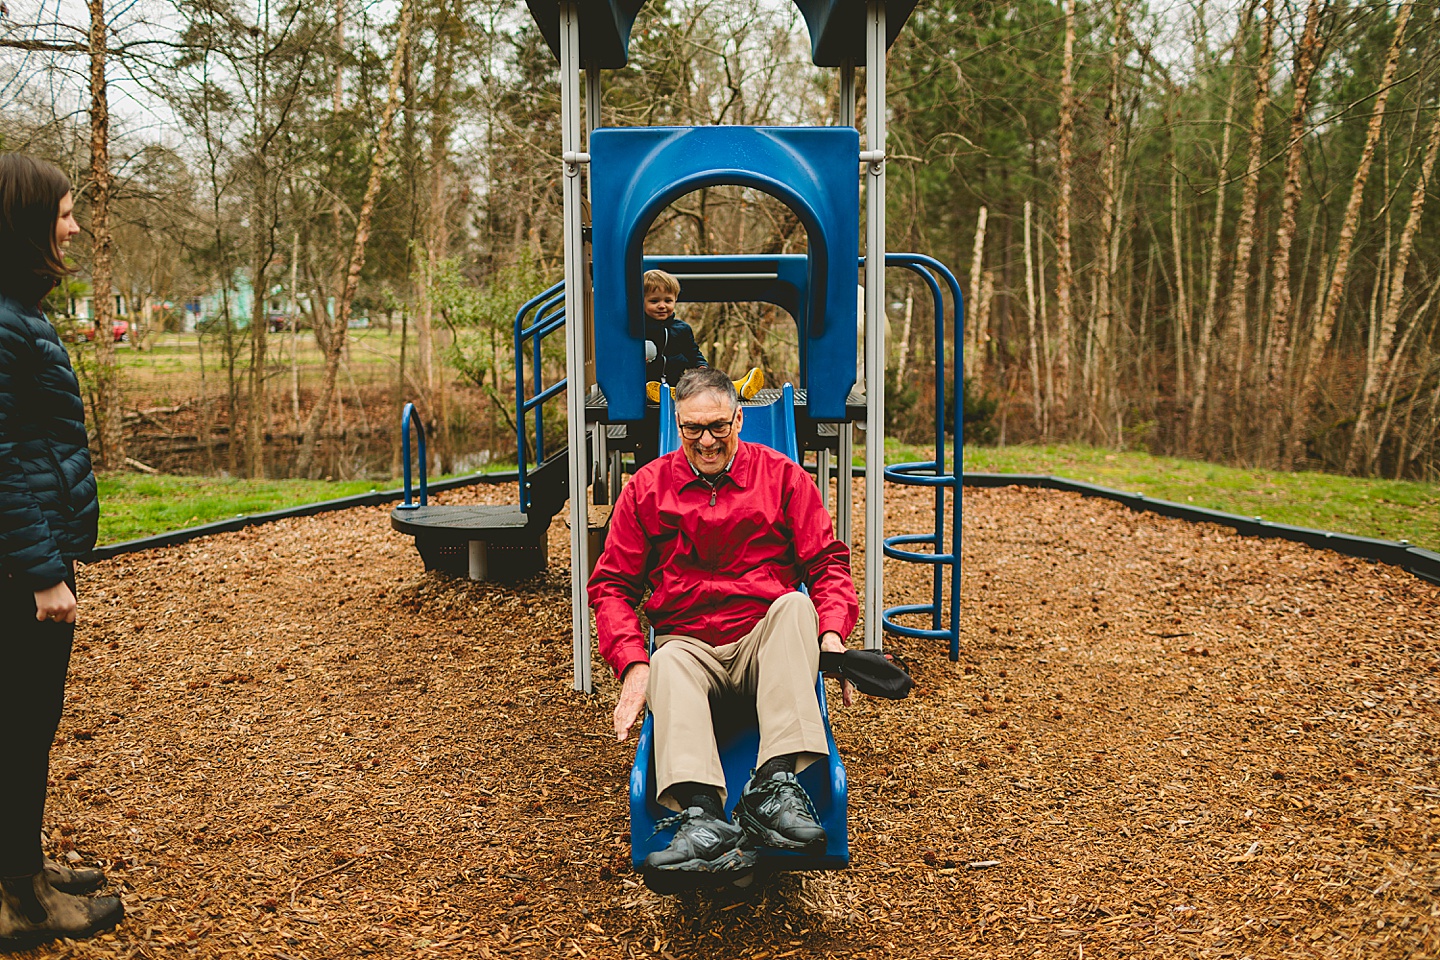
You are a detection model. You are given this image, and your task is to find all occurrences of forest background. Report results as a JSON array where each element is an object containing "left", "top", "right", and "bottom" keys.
[{"left": 1, "top": 0, "right": 1438, "bottom": 484}]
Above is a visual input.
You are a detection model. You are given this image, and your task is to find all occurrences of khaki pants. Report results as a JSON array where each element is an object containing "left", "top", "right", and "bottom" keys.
[{"left": 647, "top": 592, "right": 828, "bottom": 811}]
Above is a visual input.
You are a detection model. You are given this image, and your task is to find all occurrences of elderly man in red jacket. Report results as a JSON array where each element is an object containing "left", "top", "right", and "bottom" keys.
[{"left": 588, "top": 367, "right": 859, "bottom": 883}]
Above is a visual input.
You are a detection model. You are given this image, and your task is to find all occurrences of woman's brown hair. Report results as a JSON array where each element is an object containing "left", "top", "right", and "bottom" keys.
[{"left": 0, "top": 153, "right": 73, "bottom": 304}]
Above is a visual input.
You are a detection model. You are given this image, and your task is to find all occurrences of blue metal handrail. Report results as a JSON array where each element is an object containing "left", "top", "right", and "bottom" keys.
[
  {"left": 880, "top": 253, "right": 964, "bottom": 661},
  {"left": 514, "top": 280, "right": 567, "bottom": 513},
  {"left": 398, "top": 401, "right": 428, "bottom": 509}
]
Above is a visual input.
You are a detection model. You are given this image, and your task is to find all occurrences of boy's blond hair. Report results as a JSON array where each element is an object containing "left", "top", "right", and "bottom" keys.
[{"left": 642, "top": 269, "right": 681, "bottom": 297}]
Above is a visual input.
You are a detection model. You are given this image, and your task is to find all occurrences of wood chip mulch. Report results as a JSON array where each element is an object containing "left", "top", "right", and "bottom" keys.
[{"left": 14, "top": 481, "right": 1439, "bottom": 959}]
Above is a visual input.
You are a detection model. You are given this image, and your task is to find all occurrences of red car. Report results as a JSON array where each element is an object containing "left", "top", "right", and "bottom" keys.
[{"left": 66, "top": 319, "right": 129, "bottom": 343}]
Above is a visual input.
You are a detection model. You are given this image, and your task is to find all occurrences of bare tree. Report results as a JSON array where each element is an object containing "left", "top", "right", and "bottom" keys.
[
  {"left": 1089, "top": 0, "right": 1128, "bottom": 439},
  {"left": 966, "top": 205, "right": 988, "bottom": 381},
  {"left": 1288, "top": 1, "right": 1413, "bottom": 466},
  {"left": 1187, "top": 16, "right": 1245, "bottom": 455},
  {"left": 1260, "top": 0, "right": 1325, "bottom": 466},
  {"left": 1346, "top": 95, "right": 1440, "bottom": 472},
  {"left": 82, "top": 0, "right": 127, "bottom": 469},
  {"left": 1217, "top": 0, "right": 1276, "bottom": 449},
  {"left": 1023, "top": 199, "right": 1043, "bottom": 432},
  {"left": 1053, "top": 0, "right": 1078, "bottom": 412},
  {"left": 296, "top": 0, "right": 413, "bottom": 476},
  {"left": 0, "top": 2, "right": 135, "bottom": 469}
]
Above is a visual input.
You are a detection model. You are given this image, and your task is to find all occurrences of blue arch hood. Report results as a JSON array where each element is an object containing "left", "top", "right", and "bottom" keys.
[{"left": 589, "top": 126, "right": 859, "bottom": 422}]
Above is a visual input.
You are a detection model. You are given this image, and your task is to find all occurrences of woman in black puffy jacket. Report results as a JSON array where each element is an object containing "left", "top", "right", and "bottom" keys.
[{"left": 0, "top": 154, "right": 123, "bottom": 944}]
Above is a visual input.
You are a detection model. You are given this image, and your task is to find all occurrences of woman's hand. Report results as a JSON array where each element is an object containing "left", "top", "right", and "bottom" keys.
[{"left": 34, "top": 581, "right": 77, "bottom": 624}]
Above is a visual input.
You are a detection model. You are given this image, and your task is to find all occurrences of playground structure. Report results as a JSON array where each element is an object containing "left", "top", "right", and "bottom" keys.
[
  {"left": 387, "top": 0, "right": 965, "bottom": 892},
  {"left": 392, "top": 0, "right": 966, "bottom": 688}
]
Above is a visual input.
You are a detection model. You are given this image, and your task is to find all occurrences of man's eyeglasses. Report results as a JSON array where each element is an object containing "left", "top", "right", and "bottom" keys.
[{"left": 678, "top": 418, "right": 736, "bottom": 441}]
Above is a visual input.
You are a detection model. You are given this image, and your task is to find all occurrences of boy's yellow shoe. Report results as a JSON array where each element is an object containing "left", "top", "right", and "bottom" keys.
[
  {"left": 734, "top": 367, "right": 764, "bottom": 400},
  {"left": 648, "top": 369, "right": 762, "bottom": 403}
]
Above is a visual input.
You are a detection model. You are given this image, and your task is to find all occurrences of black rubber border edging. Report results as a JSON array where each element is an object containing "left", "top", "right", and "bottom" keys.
[
  {"left": 85, "top": 471, "right": 517, "bottom": 562},
  {"left": 963, "top": 472, "right": 1440, "bottom": 587},
  {"left": 87, "top": 468, "right": 1439, "bottom": 588}
]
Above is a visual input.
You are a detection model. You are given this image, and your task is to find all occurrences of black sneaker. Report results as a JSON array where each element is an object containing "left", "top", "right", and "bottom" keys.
[
  {"left": 641, "top": 807, "right": 757, "bottom": 893},
  {"left": 735, "top": 772, "right": 827, "bottom": 853}
]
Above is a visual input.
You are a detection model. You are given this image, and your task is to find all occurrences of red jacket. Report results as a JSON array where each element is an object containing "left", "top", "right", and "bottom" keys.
[{"left": 588, "top": 441, "right": 859, "bottom": 680}]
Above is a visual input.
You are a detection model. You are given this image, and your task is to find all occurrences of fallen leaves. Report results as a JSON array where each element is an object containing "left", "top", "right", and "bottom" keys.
[{"left": 12, "top": 481, "right": 1437, "bottom": 959}]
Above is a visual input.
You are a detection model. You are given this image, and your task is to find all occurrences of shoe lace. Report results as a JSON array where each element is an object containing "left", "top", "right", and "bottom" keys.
[{"left": 650, "top": 807, "right": 710, "bottom": 840}]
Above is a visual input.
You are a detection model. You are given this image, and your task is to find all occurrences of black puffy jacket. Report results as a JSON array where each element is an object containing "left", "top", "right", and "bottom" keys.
[
  {"left": 0, "top": 292, "right": 98, "bottom": 590},
  {"left": 644, "top": 315, "right": 708, "bottom": 385}
]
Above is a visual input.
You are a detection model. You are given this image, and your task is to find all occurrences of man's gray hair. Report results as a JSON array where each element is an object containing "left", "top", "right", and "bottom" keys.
[{"left": 674, "top": 367, "right": 738, "bottom": 411}]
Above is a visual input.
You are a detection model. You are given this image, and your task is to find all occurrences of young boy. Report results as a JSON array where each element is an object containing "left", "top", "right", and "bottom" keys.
[{"left": 643, "top": 269, "right": 763, "bottom": 402}]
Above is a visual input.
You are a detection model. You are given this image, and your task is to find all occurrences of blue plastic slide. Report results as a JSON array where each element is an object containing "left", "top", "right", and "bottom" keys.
[{"left": 630, "top": 382, "right": 849, "bottom": 872}]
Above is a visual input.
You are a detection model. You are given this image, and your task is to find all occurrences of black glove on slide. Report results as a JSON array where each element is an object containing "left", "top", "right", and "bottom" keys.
[{"left": 820, "top": 650, "right": 914, "bottom": 700}]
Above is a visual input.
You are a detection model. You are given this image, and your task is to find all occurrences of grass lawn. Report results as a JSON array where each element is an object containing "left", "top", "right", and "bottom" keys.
[
  {"left": 97, "top": 475, "right": 391, "bottom": 544},
  {"left": 95, "top": 470, "right": 505, "bottom": 545},
  {"left": 949, "top": 442, "right": 1438, "bottom": 550},
  {"left": 96, "top": 442, "right": 1439, "bottom": 550}
]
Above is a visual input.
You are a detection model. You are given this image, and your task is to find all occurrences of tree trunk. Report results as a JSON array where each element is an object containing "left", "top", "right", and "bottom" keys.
[
  {"left": 896, "top": 293, "right": 915, "bottom": 384},
  {"left": 1346, "top": 97, "right": 1440, "bottom": 473},
  {"left": 246, "top": 227, "right": 270, "bottom": 478},
  {"left": 978, "top": 271, "right": 996, "bottom": 390},
  {"left": 392, "top": 15, "right": 420, "bottom": 478},
  {"left": 246, "top": 162, "right": 271, "bottom": 477},
  {"left": 289, "top": 232, "right": 302, "bottom": 434},
  {"left": 1090, "top": 0, "right": 1127, "bottom": 439},
  {"left": 421, "top": 0, "right": 456, "bottom": 467},
  {"left": 86, "top": 0, "right": 124, "bottom": 470},
  {"left": 1039, "top": 222, "right": 1055, "bottom": 437},
  {"left": 1054, "top": 0, "right": 1078, "bottom": 417},
  {"left": 1218, "top": 0, "right": 1276, "bottom": 444},
  {"left": 1023, "top": 199, "right": 1043, "bottom": 432},
  {"left": 1261, "top": 0, "right": 1324, "bottom": 465},
  {"left": 1187, "top": 3, "right": 1255, "bottom": 452},
  {"left": 1373, "top": 274, "right": 1440, "bottom": 474},
  {"left": 966, "top": 205, "right": 988, "bottom": 381},
  {"left": 245, "top": 0, "right": 281, "bottom": 480},
  {"left": 329, "top": 0, "right": 346, "bottom": 263},
  {"left": 1168, "top": 120, "right": 1190, "bottom": 403},
  {"left": 296, "top": 0, "right": 413, "bottom": 477},
  {"left": 1288, "top": 1, "right": 1412, "bottom": 467}
]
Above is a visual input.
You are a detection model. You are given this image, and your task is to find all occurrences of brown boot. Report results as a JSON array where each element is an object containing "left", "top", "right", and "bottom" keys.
[
  {"left": 42, "top": 858, "right": 105, "bottom": 895},
  {"left": 0, "top": 873, "right": 123, "bottom": 946}
]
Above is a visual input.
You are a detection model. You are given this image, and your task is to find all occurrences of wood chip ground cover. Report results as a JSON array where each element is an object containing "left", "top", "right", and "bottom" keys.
[{"left": 16, "top": 483, "right": 1438, "bottom": 958}]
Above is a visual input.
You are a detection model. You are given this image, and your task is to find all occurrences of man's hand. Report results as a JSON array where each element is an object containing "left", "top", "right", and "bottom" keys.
[
  {"left": 34, "top": 582, "right": 77, "bottom": 624},
  {"left": 820, "top": 631, "right": 853, "bottom": 707},
  {"left": 614, "top": 662, "right": 651, "bottom": 741}
]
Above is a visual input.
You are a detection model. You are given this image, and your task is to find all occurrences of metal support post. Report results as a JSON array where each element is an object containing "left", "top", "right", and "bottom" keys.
[
  {"left": 838, "top": 425, "right": 853, "bottom": 547},
  {"left": 585, "top": 63, "right": 606, "bottom": 506},
  {"left": 468, "top": 541, "right": 487, "bottom": 581},
  {"left": 816, "top": 448, "right": 832, "bottom": 513},
  {"left": 837, "top": 59, "right": 856, "bottom": 554},
  {"left": 862, "top": 3, "right": 886, "bottom": 651},
  {"left": 560, "top": 4, "right": 592, "bottom": 692}
]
